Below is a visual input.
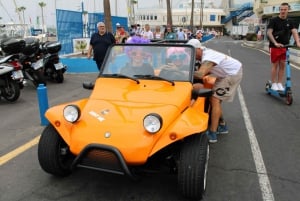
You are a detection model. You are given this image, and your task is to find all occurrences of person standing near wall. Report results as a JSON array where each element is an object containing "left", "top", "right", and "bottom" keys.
[
  {"left": 267, "top": 2, "right": 300, "bottom": 91},
  {"left": 153, "top": 26, "right": 163, "bottom": 39},
  {"left": 141, "top": 24, "right": 154, "bottom": 40},
  {"left": 87, "top": 22, "right": 116, "bottom": 71},
  {"left": 164, "top": 25, "right": 177, "bottom": 40},
  {"left": 114, "top": 23, "right": 129, "bottom": 44}
]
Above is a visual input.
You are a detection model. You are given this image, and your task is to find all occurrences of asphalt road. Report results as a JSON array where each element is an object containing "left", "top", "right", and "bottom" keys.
[{"left": 1, "top": 37, "right": 300, "bottom": 201}]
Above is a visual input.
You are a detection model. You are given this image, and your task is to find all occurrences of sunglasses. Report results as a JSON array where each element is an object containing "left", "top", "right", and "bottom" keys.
[
  {"left": 169, "top": 54, "right": 187, "bottom": 61},
  {"left": 131, "top": 51, "right": 147, "bottom": 57}
]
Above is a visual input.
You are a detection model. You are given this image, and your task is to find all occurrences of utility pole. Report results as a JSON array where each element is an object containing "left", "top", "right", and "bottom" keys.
[{"left": 115, "top": 0, "right": 117, "bottom": 16}]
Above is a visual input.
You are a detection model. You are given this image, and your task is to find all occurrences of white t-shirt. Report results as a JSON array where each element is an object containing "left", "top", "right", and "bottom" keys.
[
  {"left": 202, "top": 48, "right": 242, "bottom": 77},
  {"left": 142, "top": 30, "right": 154, "bottom": 39}
]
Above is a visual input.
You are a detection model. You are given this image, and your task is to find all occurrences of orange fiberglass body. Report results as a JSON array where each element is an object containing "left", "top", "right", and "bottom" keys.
[
  {"left": 46, "top": 78, "right": 209, "bottom": 164},
  {"left": 38, "top": 43, "right": 212, "bottom": 200}
]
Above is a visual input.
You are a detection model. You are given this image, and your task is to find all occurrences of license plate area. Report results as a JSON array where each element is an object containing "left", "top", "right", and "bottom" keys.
[
  {"left": 32, "top": 59, "right": 44, "bottom": 70},
  {"left": 12, "top": 70, "right": 24, "bottom": 79},
  {"left": 54, "top": 62, "right": 64, "bottom": 70}
]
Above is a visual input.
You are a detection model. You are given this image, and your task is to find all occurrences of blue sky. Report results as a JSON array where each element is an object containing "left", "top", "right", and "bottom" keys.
[{"left": 0, "top": 0, "right": 252, "bottom": 27}]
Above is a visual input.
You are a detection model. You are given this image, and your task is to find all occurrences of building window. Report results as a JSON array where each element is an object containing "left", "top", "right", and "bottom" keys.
[{"left": 210, "top": 14, "right": 216, "bottom": 22}]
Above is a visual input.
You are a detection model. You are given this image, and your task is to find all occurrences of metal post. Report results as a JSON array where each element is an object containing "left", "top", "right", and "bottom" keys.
[
  {"left": 37, "top": 84, "right": 49, "bottom": 126},
  {"left": 81, "top": 0, "right": 84, "bottom": 38}
]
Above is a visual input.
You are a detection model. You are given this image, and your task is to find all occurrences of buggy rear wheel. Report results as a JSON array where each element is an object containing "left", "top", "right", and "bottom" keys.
[
  {"left": 178, "top": 134, "right": 209, "bottom": 200},
  {"left": 38, "top": 124, "right": 75, "bottom": 176}
]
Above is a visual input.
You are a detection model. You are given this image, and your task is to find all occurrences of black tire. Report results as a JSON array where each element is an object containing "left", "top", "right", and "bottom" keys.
[
  {"left": 286, "top": 89, "right": 293, "bottom": 105},
  {"left": 2, "top": 79, "right": 21, "bottom": 102},
  {"left": 178, "top": 134, "right": 209, "bottom": 200},
  {"left": 54, "top": 69, "right": 64, "bottom": 83},
  {"left": 38, "top": 124, "right": 74, "bottom": 177},
  {"left": 265, "top": 81, "right": 271, "bottom": 93},
  {"left": 32, "top": 70, "right": 47, "bottom": 87}
]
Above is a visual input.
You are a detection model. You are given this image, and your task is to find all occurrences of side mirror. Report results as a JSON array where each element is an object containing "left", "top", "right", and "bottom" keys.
[{"left": 192, "top": 88, "right": 213, "bottom": 99}]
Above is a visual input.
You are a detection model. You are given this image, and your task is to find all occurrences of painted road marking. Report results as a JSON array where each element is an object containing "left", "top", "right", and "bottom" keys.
[
  {"left": 238, "top": 86, "right": 275, "bottom": 201},
  {"left": 0, "top": 135, "right": 40, "bottom": 166}
]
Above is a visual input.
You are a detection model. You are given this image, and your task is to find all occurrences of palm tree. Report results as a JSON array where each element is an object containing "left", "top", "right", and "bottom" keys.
[
  {"left": 38, "top": 2, "right": 46, "bottom": 33},
  {"left": 16, "top": 7, "right": 26, "bottom": 37},
  {"left": 200, "top": 0, "right": 203, "bottom": 29},
  {"left": 190, "top": 0, "right": 194, "bottom": 32},
  {"left": 17, "top": 6, "right": 26, "bottom": 25},
  {"left": 103, "top": 0, "right": 112, "bottom": 32},
  {"left": 13, "top": 0, "right": 22, "bottom": 24},
  {"left": 166, "top": 0, "right": 172, "bottom": 27}
]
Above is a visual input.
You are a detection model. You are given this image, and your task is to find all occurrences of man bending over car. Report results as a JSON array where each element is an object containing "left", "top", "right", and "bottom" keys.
[{"left": 187, "top": 39, "right": 243, "bottom": 143}]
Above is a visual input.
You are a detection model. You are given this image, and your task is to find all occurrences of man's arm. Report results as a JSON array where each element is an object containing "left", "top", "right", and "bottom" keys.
[
  {"left": 267, "top": 28, "right": 282, "bottom": 47},
  {"left": 291, "top": 28, "right": 300, "bottom": 47},
  {"left": 194, "top": 61, "right": 215, "bottom": 79},
  {"left": 87, "top": 45, "right": 93, "bottom": 59}
]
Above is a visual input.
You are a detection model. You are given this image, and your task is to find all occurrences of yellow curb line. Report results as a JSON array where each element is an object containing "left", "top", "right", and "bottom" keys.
[{"left": 0, "top": 135, "right": 40, "bottom": 166}]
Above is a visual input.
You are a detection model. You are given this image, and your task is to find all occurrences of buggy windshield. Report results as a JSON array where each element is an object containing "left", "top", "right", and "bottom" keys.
[{"left": 101, "top": 43, "right": 195, "bottom": 82}]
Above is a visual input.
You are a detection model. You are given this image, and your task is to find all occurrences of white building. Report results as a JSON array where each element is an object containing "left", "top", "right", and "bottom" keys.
[{"left": 134, "top": 0, "right": 226, "bottom": 32}]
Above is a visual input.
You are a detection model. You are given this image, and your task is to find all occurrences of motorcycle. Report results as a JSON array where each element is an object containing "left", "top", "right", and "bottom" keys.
[
  {"left": 19, "top": 37, "right": 46, "bottom": 87},
  {"left": 39, "top": 41, "right": 66, "bottom": 83},
  {"left": 0, "top": 54, "right": 24, "bottom": 102}
]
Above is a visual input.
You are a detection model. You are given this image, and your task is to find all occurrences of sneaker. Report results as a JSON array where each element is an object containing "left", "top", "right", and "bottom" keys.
[
  {"left": 271, "top": 83, "right": 278, "bottom": 91},
  {"left": 277, "top": 83, "right": 284, "bottom": 91},
  {"left": 206, "top": 130, "right": 217, "bottom": 143},
  {"left": 217, "top": 124, "right": 229, "bottom": 134}
]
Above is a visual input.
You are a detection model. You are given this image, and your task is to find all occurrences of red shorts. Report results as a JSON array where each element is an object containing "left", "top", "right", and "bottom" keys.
[{"left": 269, "top": 48, "right": 286, "bottom": 63}]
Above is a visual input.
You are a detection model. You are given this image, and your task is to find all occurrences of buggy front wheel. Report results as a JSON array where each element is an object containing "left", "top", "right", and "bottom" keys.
[
  {"left": 38, "top": 124, "right": 75, "bottom": 176},
  {"left": 178, "top": 133, "right": 209, "bottom": 200}
]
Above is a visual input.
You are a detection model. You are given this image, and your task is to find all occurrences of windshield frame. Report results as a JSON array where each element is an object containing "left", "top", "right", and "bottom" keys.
[{"left": 99, "top": 43, "right": 196, "bottom": 83}]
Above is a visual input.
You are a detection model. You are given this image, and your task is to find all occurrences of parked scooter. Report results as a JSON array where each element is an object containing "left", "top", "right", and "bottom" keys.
[
  {"left": 19, "top": 37, "right": 46, "bottom": 87},
  {"left": 39, "top": 41, "right": 66, "bottom": 83},
  {"left": 0, "top": 54, "right": 24, "bottom": 102}
]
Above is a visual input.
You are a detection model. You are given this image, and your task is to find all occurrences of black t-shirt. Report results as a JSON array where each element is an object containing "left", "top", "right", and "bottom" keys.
[
  {"left": 90, "top": 32, "right": 115, "bottom": 62},
  {"left": 267, "top": 16, "right": 296, "bottom": 47}
]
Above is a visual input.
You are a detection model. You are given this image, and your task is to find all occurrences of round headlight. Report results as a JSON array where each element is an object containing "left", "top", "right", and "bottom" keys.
[
  {"left": 63, "top": 105, "right": 81, "bottom": 123},
  {"left": 143, "top": 113, "right": 162, "bottom": 134}
]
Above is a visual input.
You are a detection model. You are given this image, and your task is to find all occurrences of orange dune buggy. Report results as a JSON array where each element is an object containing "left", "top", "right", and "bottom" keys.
[{"left": 38, "top": 43, "right": 212, "bottom": 200}]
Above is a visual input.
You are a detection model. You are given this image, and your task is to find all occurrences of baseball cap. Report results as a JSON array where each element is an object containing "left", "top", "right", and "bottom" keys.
[
  {"left": 187, "top": 39, "right": 205, "bottom": 50},
  {"left": 116, "top": 23, "right": 121, "bottom": 27},
  {"left": 196, "top": 30, "right": 203, "bottom": 34}
]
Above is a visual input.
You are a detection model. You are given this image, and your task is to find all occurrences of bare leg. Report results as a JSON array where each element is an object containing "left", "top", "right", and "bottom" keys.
[
  {"left": 271, "top": 62, "right": 279, "bottom": 83},
  {"left": 278, "top": 60, "right": 286, "bottom": 84},
  {"left": 210, "top": 96, "right": 222, "bottom": 132}
]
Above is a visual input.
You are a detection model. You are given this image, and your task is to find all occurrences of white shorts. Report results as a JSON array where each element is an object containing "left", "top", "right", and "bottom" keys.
[{"left": 212, "top": 68, "right": 243, "bottom": 102}]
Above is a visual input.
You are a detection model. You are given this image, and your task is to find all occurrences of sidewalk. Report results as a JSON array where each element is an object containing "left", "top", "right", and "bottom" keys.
[{"left": 243, "top": 40, "right": 300, "bottom": 67}]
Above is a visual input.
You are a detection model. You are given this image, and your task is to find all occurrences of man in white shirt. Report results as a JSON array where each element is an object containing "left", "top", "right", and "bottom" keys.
[
  {"left": 142, "top": 24, "right": 154, "bottom": 39},
  {"left": 187, "top": 39, "right": 243, "bottom": 143}
]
